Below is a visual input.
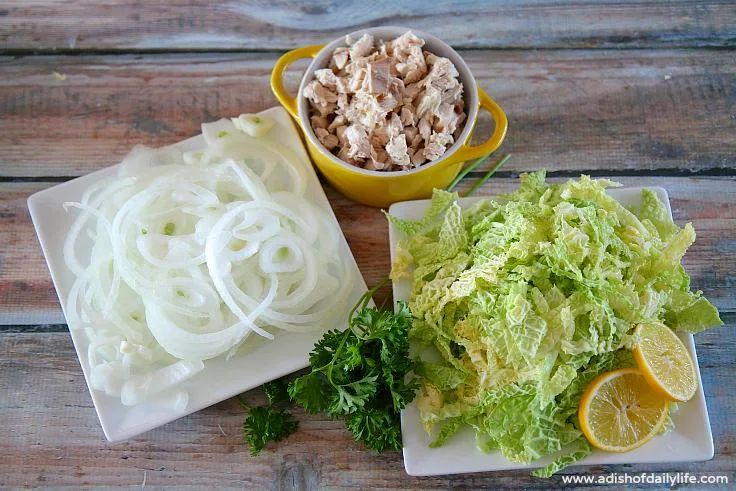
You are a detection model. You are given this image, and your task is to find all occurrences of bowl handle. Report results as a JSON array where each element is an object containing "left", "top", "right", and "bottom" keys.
[
  {"left": 444, "top": 87, "right": 508, "bottom": 165},
  {"left": 270, "top": 45, "right": 324, "bottom": 120}
]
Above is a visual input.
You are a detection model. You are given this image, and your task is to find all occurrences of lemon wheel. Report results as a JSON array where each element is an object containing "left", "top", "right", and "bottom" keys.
[{"left": 579, "top": 368, "right": 668, "bottom": 452}]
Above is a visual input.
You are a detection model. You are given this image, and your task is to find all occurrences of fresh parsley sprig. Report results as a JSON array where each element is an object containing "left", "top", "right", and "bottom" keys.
[
  {"left": 239, "top": 281, "right": 418, "bottom": 455},
  {"left": 288, "top": 279, "right": 418, "bottom": 452}
]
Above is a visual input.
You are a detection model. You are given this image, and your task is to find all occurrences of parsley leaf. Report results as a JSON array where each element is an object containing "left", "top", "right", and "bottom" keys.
[
  {"left": 243, "top": 405, "right": 298, "bottom": 456},
  {"left": 332, "top": 373, "right": 379, "bottom": 415},
  {"left": 308, "top": 329, "right": 345, "bottom": 369},
  {"left": 345, "top": 408, "right": 403, "bottom": 452},
  {"left": 288, "top": 372, "right": 330, "bottom": 414},
  {"left": 263, "top": 379, "right": 291, "bottom": 406},
  {"left": 238, "top": 378, "right": 298, "bottom": 456}
]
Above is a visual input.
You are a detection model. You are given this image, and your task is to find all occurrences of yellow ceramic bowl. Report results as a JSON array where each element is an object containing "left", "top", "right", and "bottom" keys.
[{"left": 271, "top": 26, "right": 507, "bottom": 208}]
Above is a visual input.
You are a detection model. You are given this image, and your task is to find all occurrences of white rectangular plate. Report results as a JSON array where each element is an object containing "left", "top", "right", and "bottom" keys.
[
  {"left": 388, "top": 187, "right": 713, "bottom": 476},
  {"left": 28, "top": 106, "right": 367, "bottom": 442}
]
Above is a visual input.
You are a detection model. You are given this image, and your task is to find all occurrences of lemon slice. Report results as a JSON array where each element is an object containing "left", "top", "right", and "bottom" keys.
[
  {"left": 632, "top": 322, "right": 698, "bottom": 402},
  {"left": 579, "top": 368, "right": 668, "bottom": 452}
]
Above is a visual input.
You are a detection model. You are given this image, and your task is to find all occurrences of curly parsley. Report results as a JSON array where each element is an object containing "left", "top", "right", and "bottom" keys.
[
  {"left": 288, "top": 282, "right": 418, "bottom": 452},
  {"left": 239, "top": 380, "right": 298, "bottom": 456},
  {"left": 239, "top": 281, "right": 418, "bottom": 455}
]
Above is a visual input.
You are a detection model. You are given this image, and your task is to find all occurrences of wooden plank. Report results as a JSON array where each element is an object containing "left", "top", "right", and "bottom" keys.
[
  {"left": 2, "top": 176, "right": 734, "bottom": 325},
  {"left": 1, "top": 50, "right": 734, "bottom": 179},
  {"left": 1, "top": 321, "right": 734, "bottom": 488},
  {"left": 0, "top": 182, "right": 65, "bottom": 324},
  {"left": 1, "top": 1, "right": 735, "bottom": 51}
]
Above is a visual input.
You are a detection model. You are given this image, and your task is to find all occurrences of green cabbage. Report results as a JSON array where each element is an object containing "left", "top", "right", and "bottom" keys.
[{"left": 389, "top": 170, "right": 722, "bottom": 476}]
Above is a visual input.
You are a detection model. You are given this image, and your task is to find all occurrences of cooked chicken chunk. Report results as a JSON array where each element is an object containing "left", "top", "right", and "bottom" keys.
[
  {"left": 366, "top": 58, "right": 391, "bottom": 94},
  {"left": 415, "top": 86, "right": 442, "bottom": 120},
  {"left": 404, "top": 124, "right": 419, "bottom": 142},
  {"left": 310, "top": 115, "right": 328, "bottom": 130},
  {"left": 411, "top": 147, "right": 426, "bottom": 166},
  {"left": 400, "top": 106, "right": 415, "bottom": 126},
  {"left": 313, "top": 69, "right": 338, "bottom": 88},
  {"left": 314, "top": 127, "right": 339, "bottom": 151},
  {"left": 335, "top": 124, "right": 348, "bottom": 145},
  {"left": 331, "top": 47, "right": 350, "bottom": 71},
  {"left": 335, "top": 76, "right": 350, "bottom": 94},
  {"left": 424, "top": 132, "right": 455, "bottom": 161},
  {"left": 391, "top": 31, "right": 424, "bottom": 52},
  {"left": 391, "top": 110, "right": 404, "bottom": 131},
  {"left": 434, "top": 102, "right": 462, "bottom": 134},
  {"left": 344, "top": 91, "right": 391, "bottom": 129},
  {"left": 328, "top": 115, "right": 347, "bottom": 131},
  {"left": 347, "top": 33, "right": 374, "bottom": 62},
  {"left": 344, "top": 124, "right": 373, "bottom": 160},
  {"left": 417, "top": 116, "right": 432, "bottom": 140},
  {"left": 303, "top": 80, "right": 337, "bottom": 106},
  {"left": 371, "top": 125, "right": 390, "bottom": 148},
  {"left": 386, "top": 134, "right": 410, "bottom": 167}
]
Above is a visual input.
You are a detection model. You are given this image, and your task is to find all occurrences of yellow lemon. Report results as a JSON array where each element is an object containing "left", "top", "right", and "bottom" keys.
[
  {"left": 579, "top": 368, "right": 668, "bottom": 452},
  {"left": 632, "top": 322, "right": 698, "bottom": 402}
]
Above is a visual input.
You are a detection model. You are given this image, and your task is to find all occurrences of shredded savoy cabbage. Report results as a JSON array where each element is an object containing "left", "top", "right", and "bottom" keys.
[{"left": 388, "top": 170, "right": 722, "bottom": 477}]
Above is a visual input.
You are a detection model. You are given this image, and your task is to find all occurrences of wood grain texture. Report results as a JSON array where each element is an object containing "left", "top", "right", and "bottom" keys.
[
  {"left": 1, "top": 321, "right": 734, "bottom": 489},
  {"left": 2, "top": 1, "right": 735, "bottom": 487},
  {"left": 1, "top": 50, "right": 734, "bottom": 178},
  {"left": 0, "top": 182, "right": 67, "bottom": 325},
  {"left": 3, "top": 176, "right": 735, "bottom": 325},
  {"left": 1, "top": 1, "right": 735, "bottom": 52}
]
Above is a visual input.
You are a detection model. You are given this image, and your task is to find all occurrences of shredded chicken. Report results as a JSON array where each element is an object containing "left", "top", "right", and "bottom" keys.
[
  {"left": 424, "top": 132, "right": 455, "bottom": 161},
  {"left": 313, "top": 69, "right": 338, "bottom": 89},
  {"left": 365, "top": 58, "right": 391, "bottom": 94},
  {"left": 415, "top": 86, "right": 442, "bottom": 120},
  {"left": 348, "top": 34, "right": 375, "bottom": 62},
  {"left": 303, "top": 80, "right": 337, "bottom": 106},
  {"left": 386, "top": 134, "right": 410, "bottom": 167},
  {"left": 434, "top": 102, "right": 462, "bottom": 134},
  {"left": 404, "top": 125, "right": 419, "bottom": 142},
  {"left": 400, "top": 106, "right": 415, "bottom": 127},
  {"left": 387, "top": 113, "right": 403, "bottom": 138},
  {"left": 418, "top": 116, "right": 432, "bottom": 140},
  {"left": 303, "top": 31, "right": 466, "bottom": 171},
  {"left": 344, "top": 124, "right": 373, "bottom": 160},
  {"left": 411, "top": 147, "right": 426, "bottom": 166},
  {"left": 310, "top": 115, "right": 328, "bottom": 130},
  {"left": 314, "top": 127, "right": 339, "bottom": 151},
  {"left": 331, "top": 47, "right": 350, "bottom": 71}
]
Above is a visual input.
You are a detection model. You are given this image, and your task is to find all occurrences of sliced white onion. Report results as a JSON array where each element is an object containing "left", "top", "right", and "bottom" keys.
[
  {"left": 232, "top": 113, "right": 276, "bottom": 137},
  {"left": 62, "top": 113, "right": 352, "bottom": 410}
]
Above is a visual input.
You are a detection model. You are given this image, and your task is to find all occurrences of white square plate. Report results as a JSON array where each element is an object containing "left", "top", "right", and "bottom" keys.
[
  {"left": 28, "top": 106, "right": 367, "bottom": 442},
  {"left": 388, "top": 187, "right": 713, "bottom": 476}
]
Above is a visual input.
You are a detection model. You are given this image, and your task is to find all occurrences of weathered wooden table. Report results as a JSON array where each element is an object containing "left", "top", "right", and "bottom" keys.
[{"left": 1, "top": 2, "right": 735, "bottom": 488}]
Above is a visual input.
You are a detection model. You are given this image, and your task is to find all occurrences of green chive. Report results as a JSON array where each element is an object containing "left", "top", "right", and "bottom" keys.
[
  {"left": 252, "top": 116, "right": 261, "bottom": 124},
  {"left": 446, "top": 153, "right": 493, "bottom": 192},
  {"left": 163, "top": 222, "right": 176, "bottom": 235},
  {"left": 217, "top": 130, "right": 229, "bottom": 138},
  {"left": 462, "top": 154, "right": 512, "bottom": 197}
]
